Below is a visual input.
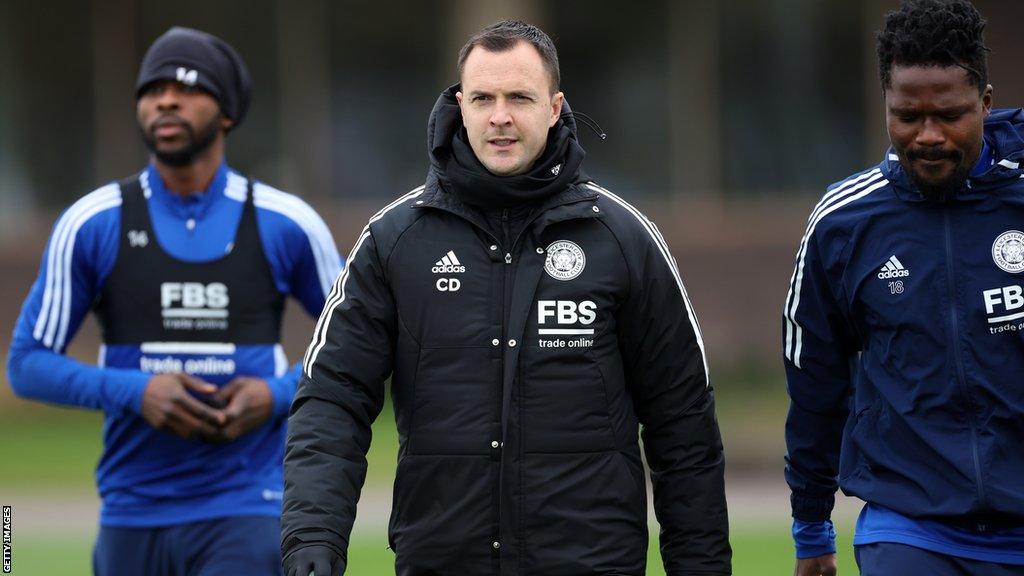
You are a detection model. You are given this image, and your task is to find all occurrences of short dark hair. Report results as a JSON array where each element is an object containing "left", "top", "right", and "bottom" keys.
[
  {"left": 877, "top": 0, "right": 989, "bottom": 93},
  {"left": 457, "top": 20, "right": 560, "bottom": 93}
]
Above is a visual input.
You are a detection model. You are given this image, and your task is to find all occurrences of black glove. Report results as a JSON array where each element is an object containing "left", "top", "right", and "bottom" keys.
[{"left": 283, "top": 544, "right": 345, "bottom": 576}]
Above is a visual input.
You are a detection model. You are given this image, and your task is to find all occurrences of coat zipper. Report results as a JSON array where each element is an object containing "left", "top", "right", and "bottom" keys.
[
  {"left": 492, "top": 198, "right": 598, "bottom": 569},
  {"left": 943, "top": 207, "right": 987, "bottom": 511},
  {"left": 494, "top": 209, "right": 511, "bottom": 567}
]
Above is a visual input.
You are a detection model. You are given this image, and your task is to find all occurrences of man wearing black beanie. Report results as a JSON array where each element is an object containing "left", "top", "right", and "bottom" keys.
[
  {"left": 135, "top": 26, "right": 253, "bottom": 165},
  {"left": 6, "top": 26, "right": 343, "bottom": 575}
]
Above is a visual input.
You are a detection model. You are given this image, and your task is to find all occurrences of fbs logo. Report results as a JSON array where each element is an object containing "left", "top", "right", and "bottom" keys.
[
  {"left": 983, "top": 284, "right": 1024, "bottom": 321},
  {"left": 160, "top": 282, "right": 229, "bottom": 317},
  {"left": 432, "top": 250, "right": 466, "bottom": 274},
  {"left": 877, "top": 255, "right": 910, "bottom": 279},
  {"left": 160, "top": 282, "right": 230, "bottom": 330},
  {"left": 537, "top": 300, "right": 596, "bottom": 334}
]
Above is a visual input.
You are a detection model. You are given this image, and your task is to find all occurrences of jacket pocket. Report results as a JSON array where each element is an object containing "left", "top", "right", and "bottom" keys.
[
  {"left": 386, "top": 454, "right": 415, "bottom": 553},
  {"left": 614, "top": 450, "right": 647, "bottom": 501},
  {"left": 840, "top": 400, "right": 882, "bottom": 482},
  {"left": 521, "top": 451, "right": 647, "bottom": 574},
  {"left": 389, "top": 455, "right": 492, "bottom": 574},
  {"left": 520, "top": 354, "right": 616, "bottom": 453}
]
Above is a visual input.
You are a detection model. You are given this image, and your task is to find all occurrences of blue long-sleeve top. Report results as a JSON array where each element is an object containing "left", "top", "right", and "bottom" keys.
[{"left": 6, "top": 163, "right": 343, "bottom": 527}]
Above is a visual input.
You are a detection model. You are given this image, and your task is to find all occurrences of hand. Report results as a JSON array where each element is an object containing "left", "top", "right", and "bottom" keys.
[
  {"left": 795, "top": 554, "right": 838, "bottom": 576},
  {"left": 206, "top": 376, "right": 273, "bottom": 442},
  {"left": 141, "top": 373, "right": 226, "bottom": 439},
  {"left": 283, "top": 544, "right": 345, "bottom": 576}
]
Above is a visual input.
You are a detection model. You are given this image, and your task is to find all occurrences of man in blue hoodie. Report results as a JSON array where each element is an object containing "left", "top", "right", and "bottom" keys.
[
  {"left": 5, "top": 28, "right": 342, "bottom": 575},
  {"left": 784, "top": 1, "right": 1024, "bottom": 574}
]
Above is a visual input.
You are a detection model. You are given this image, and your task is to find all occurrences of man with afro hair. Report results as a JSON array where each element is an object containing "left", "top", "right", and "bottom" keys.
[{"left": 783, "top": 1, "right": 1024, "bottom": 574}]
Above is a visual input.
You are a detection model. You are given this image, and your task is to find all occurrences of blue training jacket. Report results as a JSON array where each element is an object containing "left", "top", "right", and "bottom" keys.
[
  {"left": 6, "top": 164, "right": 343, "bottom": 527},
  {"left": 784, "top": 109, "right": 1024, "bottom": 557}
]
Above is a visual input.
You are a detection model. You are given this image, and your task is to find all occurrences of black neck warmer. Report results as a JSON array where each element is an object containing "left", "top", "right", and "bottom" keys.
[{"left": 444, "top": 121, "right": 586, "bottom": 210}]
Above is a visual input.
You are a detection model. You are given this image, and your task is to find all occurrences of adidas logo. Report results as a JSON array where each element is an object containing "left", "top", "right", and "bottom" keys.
[
  {"left": 877, "top": 255, "right": 910, "bottom": 279},
  {"left": 432, "top": 250, "right": 466, "bottom": 274}
]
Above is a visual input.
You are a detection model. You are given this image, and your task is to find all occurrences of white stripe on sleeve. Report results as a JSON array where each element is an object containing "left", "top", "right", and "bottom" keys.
[
  {"left": 585, "top": 182, "right": 710, "bottom": 387},
  {"left": 783, "top": 172, "right": 888, "bottom": 366},
  {"left": 252, "top": 181, "right": 343, "bottom": 298},
  {"left": 302, "top": 186, "right": 425, "bottom": 377},
  {"left": 33, "top": 183, "right": 121, "bottom": 350}
]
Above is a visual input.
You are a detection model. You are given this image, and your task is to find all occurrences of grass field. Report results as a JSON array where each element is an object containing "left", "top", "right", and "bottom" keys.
[
  {"left": 0, "top": 370, "right": 788, "bottom": 488},
  {"left": 1, "top": 379, "right": 864, "bottom": 574}
]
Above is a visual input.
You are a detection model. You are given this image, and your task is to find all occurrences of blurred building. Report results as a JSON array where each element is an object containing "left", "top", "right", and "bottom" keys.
[
  {"left": 3, "top": 0, "right": 1021, "bottom": 210},
  {"left": 1, "top": 0, "right": 1022, "bottom": 366}
]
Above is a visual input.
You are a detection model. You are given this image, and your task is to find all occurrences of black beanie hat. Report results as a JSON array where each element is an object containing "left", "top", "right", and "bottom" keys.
[{"left": 136, "top": 27, "right": 252, "bottom": 129}]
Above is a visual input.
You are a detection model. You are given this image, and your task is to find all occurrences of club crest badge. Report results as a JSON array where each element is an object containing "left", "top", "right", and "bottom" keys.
[
  {"left": 993, "top": 230, "right": 1024, "bottom": 273},
  {"left": 544, "top": 240, "right": 585, "bottom": 281}
]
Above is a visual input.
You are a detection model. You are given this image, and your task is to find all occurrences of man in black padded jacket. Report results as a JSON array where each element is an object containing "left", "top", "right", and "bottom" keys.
[{"left": 282, "top": 20, "right": 731, "bottom": 576}]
